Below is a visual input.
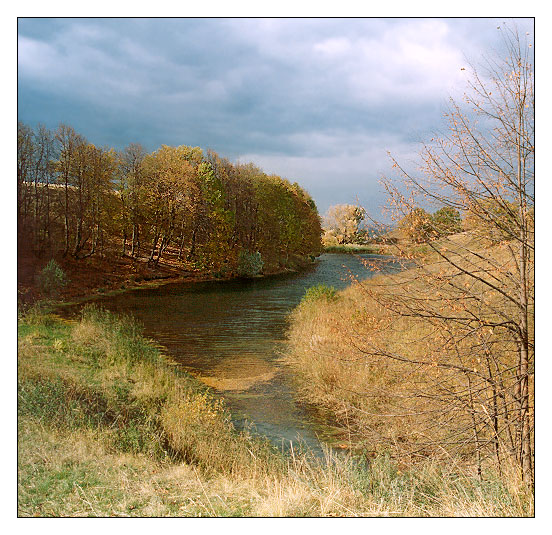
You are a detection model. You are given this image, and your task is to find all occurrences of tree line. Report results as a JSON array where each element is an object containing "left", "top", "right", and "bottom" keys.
[
  {"left": 322, "top": 200, "right": 530, "bottom": 248},
  {"left": 321, "top": 202, "right": 465, "bottom": 247},
  {"left": 17, "top": 123, "right": 322, "bottom": 276}
]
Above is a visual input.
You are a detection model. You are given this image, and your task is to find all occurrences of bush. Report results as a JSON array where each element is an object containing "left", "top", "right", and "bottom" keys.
[
  {"left": 432, "top": 207, "right": 462, "bottom": 237},
  {"left": 237, "top": 250, "right": 264, "bottom": 278},
  {"left": 36, "top": 260, "right": 68, "bottom": 298},
  {"left": 301, "top": 284, "right": 338, "bottom": 304},
  {"left": 398, "top": 208, "right": 434, "bottom": 243}
]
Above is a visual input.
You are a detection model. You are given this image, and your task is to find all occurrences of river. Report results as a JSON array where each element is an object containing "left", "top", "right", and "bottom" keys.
[{"left": 91, "top": 253, "right": 403, "bottom": 454}]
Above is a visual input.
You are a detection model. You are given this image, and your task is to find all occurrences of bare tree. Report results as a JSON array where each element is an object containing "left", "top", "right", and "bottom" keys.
[
  {"left": 54, "top": 124, "right": 86, "bottom": 257},
  {"left": 371, "top": 25, "right": 534, "bottom": 485},
  {"left": 18, "top": 122, "right": 35, "bottom": 249},
  {"left": 286, "top": 26, "right": 534, "bottom": 491}
]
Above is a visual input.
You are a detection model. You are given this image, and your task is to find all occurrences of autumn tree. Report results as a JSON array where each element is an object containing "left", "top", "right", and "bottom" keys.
[
  {"left": 397, "top": 206, "right": 462, "bottom": 243},
  {"left": 187, "top": 150, "right": 236, "bottom": 270},
  {"left": 322, "top": 204, "right": 366, "bottom": 245},
  {"left": 140, "top": 145, "right": 201, "bottom": 265},
  {"left": 18, "top": 124, "right": 322, "bottom": 281},
  {"left": 288, "top": 182, "right": 323, "bottom": 259},
  {"left": 18, "top": 122, "right": 57, "bottom": 252},
  {"left": 118, "top": 143, "right": 147, "bottom": 256},
  {"left": 17, "top": 122, "right": 35, "bottom": 249},
  {"left": 54, "top": 124, "right": 87, "bottom": 256},
  {"left": 32, "top": 125, "right": 57, "bottom": 254},
  {"left": 68, "top": 142, "right": 117, "bottom": 258},
  {"left": 397, "top": 207, "right": 434, "bottom": 243},
  {"left": 18, "top": 123, "right": 70, "bottom": 257}
]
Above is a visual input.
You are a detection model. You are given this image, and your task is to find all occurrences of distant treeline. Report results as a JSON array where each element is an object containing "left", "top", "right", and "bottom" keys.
[{"left": 18, "top": 122, "right": 322, "bottom": 275}]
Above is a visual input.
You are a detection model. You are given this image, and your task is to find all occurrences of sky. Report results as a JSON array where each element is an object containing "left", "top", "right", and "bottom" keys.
[{"left": 17, "top": 17, "right": 534, "bottom": 218}]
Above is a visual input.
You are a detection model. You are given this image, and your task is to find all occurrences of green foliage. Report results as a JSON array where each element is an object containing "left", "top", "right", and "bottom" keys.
[
  {"left": 197, "top": 160, "right": 236, "bottom": 268},
  {"left": 78, "top": 305, "right": 160, "bottom": 367},
  {"left": 323, "top": 244, "right": 379, "bottom": 254},
  {"left": 36, "top": 260, "right": 68, "bottom": 297},
  {"left": 301, "top": 284, "right": 338, "bottom": 304},
  {"left": 237, "top": 250, "right": 264, "bottom": 278},
  {"left": 432, "top": 206, "right": 462, "bottom": 237}
]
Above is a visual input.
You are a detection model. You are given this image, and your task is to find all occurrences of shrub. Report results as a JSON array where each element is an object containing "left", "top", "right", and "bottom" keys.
[
  {"left": 398, "top": 208, "right": 434, "bottom": 243},
  {"left": 36, "top": 259, "right": 68, "bottom": 298},
  {"left": 237, "top": 250, "right": 264, "bottom": 278},
  {"left": 301, "top": 284, "right": 338, "bottom": 304},
  {"left": 432, "top": 207, "right": 462, "bottom": 237}
]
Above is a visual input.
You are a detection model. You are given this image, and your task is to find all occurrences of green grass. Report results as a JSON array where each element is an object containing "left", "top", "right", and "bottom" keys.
[
  {"left": 17, "top": 305, "right": 285, "bottom": 516},
  {"left": 301, "top": 284, "right": 338, "bottom": 305}
]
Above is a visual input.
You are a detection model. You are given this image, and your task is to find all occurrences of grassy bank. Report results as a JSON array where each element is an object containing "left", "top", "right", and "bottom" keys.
[
  {"left": 18, "top": 305, "right": 532, "bottom": 516},
  {"left": 18, "top": 305, "right": 279, "bottom": 516},
  {"left": 284, "top": 237, "right": 533, "bottom": 516}
]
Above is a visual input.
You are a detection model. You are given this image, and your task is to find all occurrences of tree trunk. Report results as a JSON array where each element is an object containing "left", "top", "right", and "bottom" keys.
[
  {"left": 517, "top": 100, "right": 533, "bottom": 487},
  {"left": 149, "top": 233, "right": 159, "bottom": 264},
  {"left": 187, "top": 228, "right": 197, "bottom": 261},
  {"left": 131, "top": 224, "right": 138, "bottom": 256},
  {"left": 63, "top": 178, "right": 69, "bottom": 257}
]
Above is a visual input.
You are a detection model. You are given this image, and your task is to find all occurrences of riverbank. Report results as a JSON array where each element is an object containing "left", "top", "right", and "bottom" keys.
[
  {"left": 322, "top": 241, "right": 438, "bottom": 258},
  {"left": 18, "top": 305, "right": 532, "bottom": 516},
  {"left": 284, "top": 236, "right": 534, "bottom": 515},
  {"left": 17, "top": 305, "right": 282, "bottom": 516},
  {"left": 18, "top": 247, "right": 316, "bottom": 309}
]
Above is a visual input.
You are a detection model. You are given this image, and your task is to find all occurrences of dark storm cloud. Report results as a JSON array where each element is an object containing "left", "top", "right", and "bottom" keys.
[{"left": 17, "top": 17, "right": 533, "bottom": 215}]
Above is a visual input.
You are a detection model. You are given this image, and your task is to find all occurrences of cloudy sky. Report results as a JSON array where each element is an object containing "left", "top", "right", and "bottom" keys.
[{"left": 17, "top": 17, "right": 533, "bottom": 218}]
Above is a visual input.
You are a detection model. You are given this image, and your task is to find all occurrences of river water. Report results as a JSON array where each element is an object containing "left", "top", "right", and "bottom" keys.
[{"left": 92, "top": 254, "right": 403, "bottom": 453}]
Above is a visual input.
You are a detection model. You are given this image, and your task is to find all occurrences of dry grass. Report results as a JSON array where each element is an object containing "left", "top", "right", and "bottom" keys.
[
  {"left": 286, "top": 238, "right": 528, "bottom": 442},
  {"left": 283, "top": 233, "right": 534, "bottom": 516}
]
